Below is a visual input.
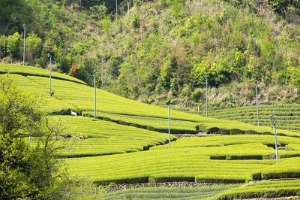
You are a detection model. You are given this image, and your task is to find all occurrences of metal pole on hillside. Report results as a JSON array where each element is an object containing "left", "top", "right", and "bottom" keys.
[
  {"left": 167, "top": 100, "right": 171, "bottom": 148},
  {"left": 101, "top": 55, "right": 104, "bottom": 89},
  {"left": 256, "top": 81, "right": 260, "bottom": 126},
  {"left": 48, "top": 53, "right": 52, "bottom": 96},
  {"left": 270, "top": 114, "right": 279, "bottom": 163},
  {"left": 127, "top": 0, "right": 129, "bottom": 13},
  {"left": 23, "top": 24, "right": 26, "bottom": 65},
  {"left": 116, "top": 0, "right": 118, "bottom": 21},
  {"left": 94, "top": 67, "right": 97, "bottom": 119},
  {"left": 28, "top": 127, "right": 31, "bottom": 146},
  {"left": 204, "top": 75, "right": 208, "bottom": 117}
]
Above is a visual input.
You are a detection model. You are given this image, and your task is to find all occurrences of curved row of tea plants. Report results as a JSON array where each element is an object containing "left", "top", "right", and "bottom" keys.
[
  {"left": 0, "top": 64, "right": 85, "bottom": 84},
  {"left": 208, "top": 105, "right": 300, "bottom": 131},
  {"left": 66, "top": 134, "right": 300, "bottom": 185},
  {"left": 216, "top": 179, "right": 300, "bottom": 200},
  {"left": 103, "top": 180, "right": 300, "bottom": 200},
  {"left": 104, "top": 184, "right": 242, "bottom": 200},
  {"left": 85, "top": 112, "right": 199, "bottom": 134},
  {"left": 29, "top": 116, "right": 175, "bottom": 157}
]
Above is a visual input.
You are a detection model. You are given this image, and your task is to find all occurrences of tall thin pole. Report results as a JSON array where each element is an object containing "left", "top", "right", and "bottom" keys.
[
  {"left": 204, "top": 75, "right": 208, "bottom": 117},
  {"left": 48, "top": 53, "right": 52, "bottom": 96},
  {"left": 256, "top": 81, "right": 260, "bottom": 126},
  {"left": 23, "top": 24, "right": 26, "bottom": 65},
  {"left": 127, "top": 0, "right": 129, "bottom": 13},
  {"left": 116, "top": 0, "right": 118, "bottom": 21},
  {"left": 167, "top": 100, "right": 171, "bottom": 148},
  {"left": 270, "top": 114, "right": 279, "bottom": 163},
  {"left": 101, "top": 55, "right": 104, "bottom": 89},
  {"left": 94, "top": 67, "right": 97, "bottom": 119},
  {"left": 28, "top": 127, "right": 31, "bottom": 146}
]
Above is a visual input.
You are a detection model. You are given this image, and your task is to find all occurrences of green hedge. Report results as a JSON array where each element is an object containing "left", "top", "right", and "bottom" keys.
[
  {"left": 251, "top": 157, "right": 300, "bottom": 180},
  {"left": 217, "top": 188, "right": 300, "bottom": 200},
  {"left": 262, "top": 171, "right": 300, "bottom": 180},
  {"left": 94, "top": 176, "right": 149, "bottom": 186}
]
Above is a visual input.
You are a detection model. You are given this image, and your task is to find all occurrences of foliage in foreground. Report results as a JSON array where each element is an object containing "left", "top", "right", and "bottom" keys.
[{"left": 0, "top": 77, "right": 71, "bottom": 199}]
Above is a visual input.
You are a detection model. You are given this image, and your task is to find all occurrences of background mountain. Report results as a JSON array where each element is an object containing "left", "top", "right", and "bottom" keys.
[{"left": 1, "top": 0, "right": 300, "bottom": 111}]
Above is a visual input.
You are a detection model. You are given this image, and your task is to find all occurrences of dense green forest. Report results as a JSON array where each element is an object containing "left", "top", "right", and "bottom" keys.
[{"left": 1, "top": 0, "right": 300, "bottom": 110}]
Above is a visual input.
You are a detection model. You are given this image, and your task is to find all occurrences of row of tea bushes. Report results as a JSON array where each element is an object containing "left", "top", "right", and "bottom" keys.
[
  {"left": 0, "top": 64, "right": 85, "bottom": 84},
  {"left": 30, "top": 116, "right": 175, "bottom": 157},
  {"left": 252, "top": 157, "right": 300, "bottom": 180},
  {"left": 66, "top": 139, "right": 276, "bottom": 185},
  {"left": 216, "top": 179, "right": 300, "bottom": 200},
  {"left": 209, "top": 105, "right": 300, "bottom": 131},
  {"left": 104, "top": 184, "right": 242, "bottom": 200}
]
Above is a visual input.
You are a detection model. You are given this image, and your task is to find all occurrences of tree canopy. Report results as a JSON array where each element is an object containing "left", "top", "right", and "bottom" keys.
[{"left": 0, "top": 76, "right": 69, "bottom": 199}]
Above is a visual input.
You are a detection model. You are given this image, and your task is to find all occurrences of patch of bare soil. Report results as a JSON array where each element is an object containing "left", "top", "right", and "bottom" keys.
[
  {"left": 105, "top": 181, "right": 217, "bottom": 192},
  {"left": 175, "top": 132, "right": 207, "bottom": 138}
]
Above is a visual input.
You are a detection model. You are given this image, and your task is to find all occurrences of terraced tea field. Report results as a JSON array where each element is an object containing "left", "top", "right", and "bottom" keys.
[
  {"left": 208, "top": 105, "right": 300, "bottom": 131},
  {"left": 65, "top": 135, "right": 300, "bottom": 184},
  {"left": 2, "top": 64, "right": 300, "bottom": 199},
  {"left": 30, "top": 116, "right": 176, "bottom": 157},
  {"left": 103, "top": 184, "right": 242, "bottom": 200}
]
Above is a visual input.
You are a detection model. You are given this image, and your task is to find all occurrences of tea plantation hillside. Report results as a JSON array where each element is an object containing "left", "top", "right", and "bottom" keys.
[{"left": 2, "top": 64, "right": 300, "bottom": 199}]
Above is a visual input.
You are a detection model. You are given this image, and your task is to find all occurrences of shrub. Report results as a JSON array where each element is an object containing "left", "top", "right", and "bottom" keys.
[
  {"left": 6, "top": 32, "right": 22, "bottom": 59},
  {"left": 94, "top": 176, "right": 149, "bottom": 186},
  {"left": 230, "top": 128, "right": 245, "bottom": 134},
  {"left": 207, "top": 127, "right": 221, "bottom": 134},
  {"left": 251, "top": 171, "right": 262, "bottom": 181}
]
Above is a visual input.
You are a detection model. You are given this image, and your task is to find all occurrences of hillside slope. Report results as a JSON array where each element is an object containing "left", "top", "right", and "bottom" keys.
[{"left": 1, "top": 0, "right": 300, "bottom": 111}]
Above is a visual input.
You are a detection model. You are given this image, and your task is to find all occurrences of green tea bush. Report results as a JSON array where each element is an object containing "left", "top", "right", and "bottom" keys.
[
  {"left": 216, "top": 180, "right": 300, "bottom": 200},
  {"left": 94, "top": 176, "right": 149, "bottom": 186}
]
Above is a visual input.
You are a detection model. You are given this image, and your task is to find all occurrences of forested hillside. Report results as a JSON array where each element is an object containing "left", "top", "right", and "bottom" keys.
[{"left": 1, "top": 0, "right": 300, "bottom": 110}]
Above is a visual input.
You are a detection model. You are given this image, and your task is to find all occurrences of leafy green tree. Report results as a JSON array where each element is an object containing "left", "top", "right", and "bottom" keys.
[
  {"left": 0, "top": 76, "right": 69, "bottom": 199},
  {"left": 25, "top": 33, "right": 43, "bottom": 65},
  {"left": 132, "top": 13, "right": 141, "bottom": 29},
  {"left": 269, "top": 0, "right": 289, "bottom": 14},
  {"left": 107, "top": 56, "right": 123, "bottom": 79},
  {"left": 0, "top": 35, "right": 7, "bottom": 58},
  {"left": 158, "top": 55, "right": 177, "bottom": 90},
  {"left": 0, "top": 0, "right": 32, "bottom": 35},
  {"left": 6, "top": 32, "right": 22, "bottom": 59},
  {"left": 100, "top": 15, "right": 112, "bottom": 36}
]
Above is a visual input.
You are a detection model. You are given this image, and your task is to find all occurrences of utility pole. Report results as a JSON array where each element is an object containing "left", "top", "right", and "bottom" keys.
[
  {"left": 48, "top": 53, "right": 52, "bottom": 96},
  {"left": 116, "top": 0, "right": 118, "bottom": 21},
  {"left": 270, "top": 114, "right": 279, "bottom": 163},
  {"left": 94, "top": 67, "right": 97, "bottom": 119},
  {"left": 204, "top": 75, "right": 208, "bottom": 117},
  {"left": 127, "top": 0, "right": 130, "bottom": 13},
  {"left": 101, "top": 55, "right": 104, "bottom": 89},
  {"left": 256, "top": 81, "right": 260, "bottom": 126},
  {"left": 23, "top": 24, "right": 26, "bottom": 65},
  {"left": 167, "top": 100, "right": 171, "bottom": 148}
]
